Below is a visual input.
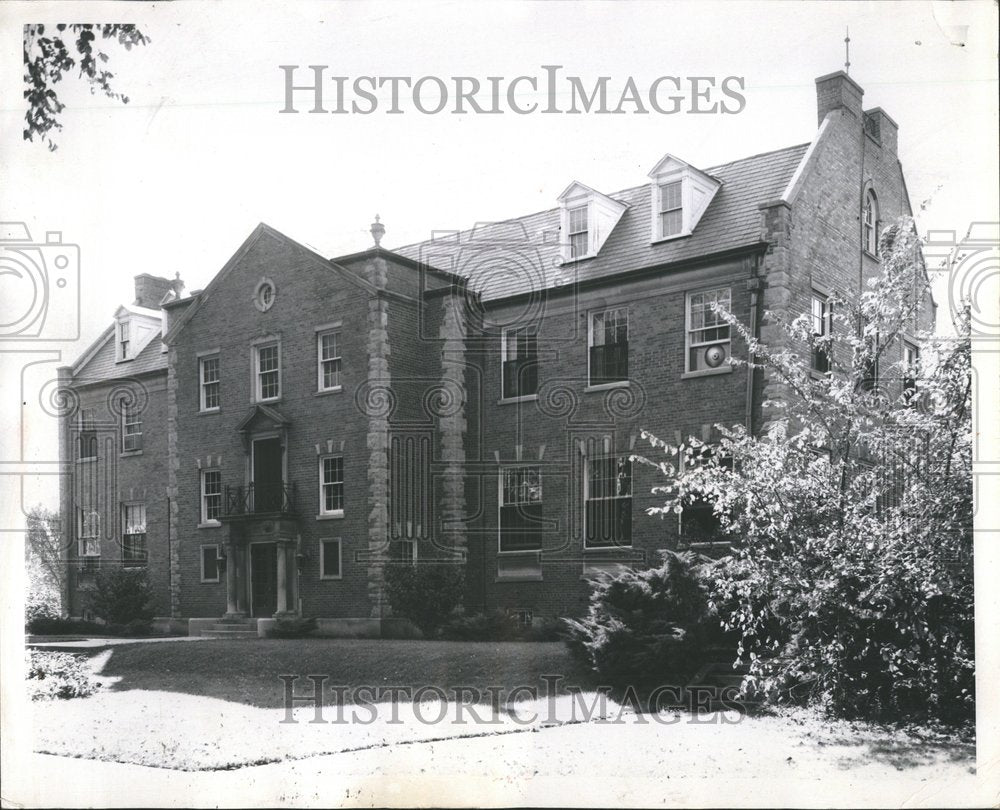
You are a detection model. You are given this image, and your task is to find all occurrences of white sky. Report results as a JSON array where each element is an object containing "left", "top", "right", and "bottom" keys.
[{"left": 0, "top": 0, "right": 998, "bottom": 512}]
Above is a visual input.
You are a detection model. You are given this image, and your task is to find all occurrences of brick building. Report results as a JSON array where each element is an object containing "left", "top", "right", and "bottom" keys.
[{"left": 59, "top": 71, "right": 934, "bottom": 635}]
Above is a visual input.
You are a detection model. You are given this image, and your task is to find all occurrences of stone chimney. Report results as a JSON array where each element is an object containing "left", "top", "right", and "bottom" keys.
[
  {"left": 133, "top": 273, "right": 175, "bottom": 309},
  {"left": 862, "top": 107, "right": 899, "bottom": 155},
  {"left": 815, "top": 70, "right": 864, "bottom": 125}
]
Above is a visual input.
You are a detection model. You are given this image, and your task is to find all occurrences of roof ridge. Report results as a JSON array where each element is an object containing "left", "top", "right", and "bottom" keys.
[{"left": 390, "top": 142, "right": 811, "bottom": 253}]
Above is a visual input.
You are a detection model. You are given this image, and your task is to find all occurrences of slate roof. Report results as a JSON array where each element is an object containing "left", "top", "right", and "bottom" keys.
[
  {"left": 393, "top": 143, "right": 809, "bottom": 302},
  {"left": 72, "top": 326, "right": 167, "bottom": 384}
]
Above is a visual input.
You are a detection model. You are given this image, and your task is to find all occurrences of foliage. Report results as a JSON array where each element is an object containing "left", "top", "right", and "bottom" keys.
[
  {"left": 88, "top": 567, "right": 155, "bottom": 626},
  {"left": 27, "top": 650, "right": 98, "bottom": 701},
  {"left": 24, "top": 23, "right": 149, "bottom": 150},
  {"left": 383, "top": 562, "right": 466, "bottom": 638},
  {"left": 637, "top": 220, "right": 974, "bottom": 723},
  {"left": 27, "top": 616, "right": 154, "bottom": 636},
  {"left": 24, "top": 505, "right": 65, "bottom": 622},
  {"left": 269, "top": 617, "right": 318, "bottom": 639},
  {"left": 563, "top": 551, "right": 719, "bottom": 689}
]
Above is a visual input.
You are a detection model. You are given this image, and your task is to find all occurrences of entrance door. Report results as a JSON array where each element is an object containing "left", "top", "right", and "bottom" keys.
[
  {"left": 250, "top": 543, "right": 278, "bottom": 617},
  {"left": 252, "top": 438, "right": 283, "bottom": 513}
]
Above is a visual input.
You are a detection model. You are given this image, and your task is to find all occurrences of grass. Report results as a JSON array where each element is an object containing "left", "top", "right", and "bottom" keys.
[{"left": 95, "top": 638, "right": 596, "bottom": 708}]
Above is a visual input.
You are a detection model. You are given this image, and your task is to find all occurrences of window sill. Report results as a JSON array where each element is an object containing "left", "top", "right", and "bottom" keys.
[
  {"left": 76, "top": 457, "right": 98, "bottom": 464},
  {"left": 198, "top": 521, "right": 221, "bottom": 529},
  {"left": 863, "top": 249, "right": 880, "bottom": 261},
  {"left": 120, "top": 450, "right": 143, "bottom": 458},
  {"left": 320, "top": 575, "right": 343, "bottom": 581},
  {"left": 315, "top": 386, "right": 343, "bottom": 397},
  {"left": 198, "top": 408, "right": 221, "bottom": 416},
  {"left": 200, "top": 578, "right": 221, "bottom": 584},
  {"left": 681, "top": 366, "right": 732, "bottom": 380},
  {"left": 255, "top": 397, "right": 282, "bottom": 405},
  {"left": 585, "top": 380, "right": 630, "bottom": 393},
  {"left": 497, "top": 549, "right": 543, "bottom": 556},
  {"left": 650, "top": 232, "right": 692, "bottom": 245},
  {"left": 583, "top": 544, "right": 634, "bottom": 552},
  {"left": 494, "top": 574, "right": 543, "bottom": 583},
  {"left": 497, "top": 394, "right": 539, "bottom": 405},
  {"left": 316, "top": 512, "right": 345, "bottom": 521}
]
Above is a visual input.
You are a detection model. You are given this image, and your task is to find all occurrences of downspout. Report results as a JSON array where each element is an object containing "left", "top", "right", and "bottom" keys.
[
  {"left": 857, "top": 113, "right": 867, "bottom": 298},
  {"left": 745, "top": 254, "right": 763, "bottom": 434}
]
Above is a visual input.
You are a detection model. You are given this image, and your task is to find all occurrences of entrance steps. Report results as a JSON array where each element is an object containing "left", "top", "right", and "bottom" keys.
[{"left": 200, "top": 618, "right": 259, "bottom": 639}]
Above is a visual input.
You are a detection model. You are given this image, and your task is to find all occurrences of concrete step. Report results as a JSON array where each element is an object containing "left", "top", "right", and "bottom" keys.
[{"left": 201, "top": 628, "right": 258, "bottom": 639}]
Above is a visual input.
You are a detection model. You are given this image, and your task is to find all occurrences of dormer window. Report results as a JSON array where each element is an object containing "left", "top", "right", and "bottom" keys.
[
  {"left": 568, "top": 206, "right": 589, "bottom": 258},
  {"left": 118, "top": 320, "right": 131, "bottom": 361},
  {"left": 647, "top": 154, "right": 722, "bottom": 243},
  {"left": 658, "top": 181, "right": 683, "bottom": 238},
  {"left": 557, "top": 181, "right": 628, "bottom": 262}
]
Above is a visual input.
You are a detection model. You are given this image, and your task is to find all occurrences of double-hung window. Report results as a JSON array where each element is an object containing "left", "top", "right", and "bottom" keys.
[
  {"left": 810, "top": 292, "right": 833, "bottom": 374},
  {"left": 319, "top": 455, "right": 344, "bottom": 516},
  {"left": 78, "top": 408, "right": 98, "bottom": 460},
  {"left": 200, "top": 355, "right": 220, "bottom": 411},
  {"left": 585, "top": 456, "right": 632, "bottom": 548},
  {"left": 568, "top": 205, "right": 589, "bottom": 259},
  {"left": 255, "top": 343, "right": 280, "bottom": 401},
  {"left": 658, "top": 180, "right": 683, "bottom": 238},
  {"left": 320, "top": 539, "right": 343, "bottom": 579},
  {"left": 902, "top": 341, "right": 920, "bottom": 404},
  {"left": 589, "top": 307, "right": 629, "bottom": 386},
  {"left": 121, "top": 398, "right": 142, "bottom": 452},
  {"left": 200, "top": 545, "right": 221, "bottom": 582},
  {"left": 122, "top": 503, "right": 147, "bottom": 566},
  {"left": 78, "top": 508, "right": 101, "bottom": 557},
  {"left": 499, "top": 466, "right": 543, "bottom": 552},
  {"left": 686, "top": 288, "right": 732, "bottom": 373},
  {"left": 118, "top": 320, "right": 131, "bottom": 361},
  {"left": 317, "top": 330, "right": 342, "bottom": 391},
  {"left": 501, "top": 326, "right": 538, "bottom": 399},
  {"left": 201, "top": 470, "right": 222, "bottom": 524}
]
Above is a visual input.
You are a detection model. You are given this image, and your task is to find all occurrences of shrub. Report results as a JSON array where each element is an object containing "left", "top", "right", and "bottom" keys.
[
  {"left": 27, "top": 616, "right": 103, "bottom": 635},
  {"left": 26, "top": 650, "right": 98, "bottom": 701},
  {"left": 441, "top": 610, "right": 520, "bottom": 641},
  {"left": 25, "top": 588, "right": 61, "bottom": 629},
  {"left": 88, "top": 567, "right": 154, "bottom": 626},
  {"left": 563, "top": 551, "right": 719, "bottom": 690},
  {"left": 383, "top": 562, "right": 465, "bottom": 638},
  {"left": 269, "top": 616, "right": 318, "bottom": 639}
]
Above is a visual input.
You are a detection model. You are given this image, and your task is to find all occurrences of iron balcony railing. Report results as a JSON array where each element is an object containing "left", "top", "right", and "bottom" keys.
[{"left": 225, "top": 482, "right": 297, "bottom": 517}]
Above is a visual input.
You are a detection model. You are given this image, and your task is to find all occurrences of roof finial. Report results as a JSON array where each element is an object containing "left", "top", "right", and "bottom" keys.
[
  {"left": 844, "top": 27, "right": 851, "bottom": 74},
  {"left": 370, "top": 214, "right": 385, "bottom": 248}
]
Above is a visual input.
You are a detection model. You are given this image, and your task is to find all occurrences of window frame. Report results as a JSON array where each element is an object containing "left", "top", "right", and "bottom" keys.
[
  {"left": 567, "top": 204, "right": 589, "bottom": 259},
  {"left": 77, "top": 408, "right": 98, "bottom": 461},
  {"left": 658, "top": 180, "right": 684, "bottom": 239},
  {"left": 320, "top": 538, "right": 343, "bottom": 580},
  {"left": 902, "top": 340, "right": 920, "bottom": 404},
  {"left": 584, "top": 454, "right": 633, "bottom": 549},
  {"left": 254, "top": 341, "right": 281, "bottom": 402},
  {"left": 199, "top": 353, "right": 221, "bottom": 412},
  {"left": 500, "top": 325, "right": 539, "bottom": 400},
  {"left": 117, "top": 320, "right": 131, "bottom": 362},
  {"left": 863, "top": 190, "right": 879, "bottom": 257},
  {"left": 587, "top": 306, "right": 630, "bottom": 388},
  {"left": 810, "top": 290, "right": 834, "bottom": 375},
  {"left": 120, "top": 397, "right": 142, "bottom": 453},
  {"left": 200, "top": 544, "right": 221, "bottom": 583},
  {"left": 318, "top": 454, "right": 345, "bottom": 518},
  {"left": 200, "top": 468, "right": 222, "bottom": 526},
  {"left": 121, "top": 501, "right": 147, "bottom": 566},
  {"left": 684, "top": 287, "right": 732, "bottom": 377},
  {"left": 498, "top": 464, "right": 544, "bottom": 554},
  {"left": 316, "top": 328, "right": 343, "bottom": 393},
  {"left": 77, "top": 507, "right": 101, "bottom": 557}
]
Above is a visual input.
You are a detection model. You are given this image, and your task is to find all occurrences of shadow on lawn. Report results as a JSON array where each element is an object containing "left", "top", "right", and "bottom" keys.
[
  {"left": 91, "top": 638, "right": 600, "bottom": 709},
  {"left": 825, "top": 731, "right": 975, "bottom": 771}
]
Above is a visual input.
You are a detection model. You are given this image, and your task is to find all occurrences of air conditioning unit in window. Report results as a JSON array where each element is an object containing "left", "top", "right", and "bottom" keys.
[{"left": 691, "top": 342, "right": 729, "bottom": 372}]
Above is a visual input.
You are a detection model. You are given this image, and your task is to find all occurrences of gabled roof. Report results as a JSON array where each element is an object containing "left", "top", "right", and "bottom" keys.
[
  {"left": 71, "top": 324, "right": 167, "bottom": 382},
  {"left": 236, "top": 403, "right": 290, "bottom": 433},
  {"left": 392, "top": 143, "right": 810, "bottom": 302}
]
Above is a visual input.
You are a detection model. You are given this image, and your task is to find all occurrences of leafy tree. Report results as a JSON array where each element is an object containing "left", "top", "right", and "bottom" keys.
[
  {"left": 25, "top": 505, "right": 66, "bottom": 621},
  {"left": 89, "top": 567, "right": 155, "bottom": 626},
  {"left": 24, "top": 23, "right": 149, "bottom": 150},
  {"left": 383, "top": 562, "right": 465, "bottom": 638},
  {"left": 638, "top": 219, "right": 974, "bottom": 723}
]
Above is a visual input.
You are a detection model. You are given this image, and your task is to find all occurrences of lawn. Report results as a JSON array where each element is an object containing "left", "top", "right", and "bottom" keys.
[
  {"left": 93, "top": 638, "right": 596, "bottom": 707},
  {"left": 28, "top": 639, "right": 976, "bottom": 781}
]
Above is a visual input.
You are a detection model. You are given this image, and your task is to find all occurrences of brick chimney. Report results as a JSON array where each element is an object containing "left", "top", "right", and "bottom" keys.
[
  {"left": 862, "top": 107, "right": 899, "bottom": 155},
  {"left": 815, "top": 70, "right": 864, "bottom": 125},
  {"left": 133, "top": 273, "right": 175, "bottom": 309}
]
